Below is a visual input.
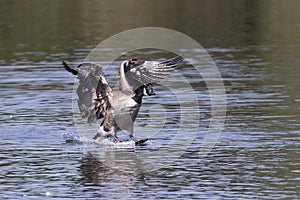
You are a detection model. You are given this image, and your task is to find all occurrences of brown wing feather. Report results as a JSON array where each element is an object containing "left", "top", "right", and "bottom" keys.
[
  {"left": 63, "top": 61, "right": 112, "bottom": 124},
  {"left": 94, "top": 71, "right": 112, "bottom": 121}
]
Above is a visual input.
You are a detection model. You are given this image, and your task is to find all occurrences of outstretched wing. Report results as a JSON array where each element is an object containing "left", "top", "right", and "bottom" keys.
[
  {"left": 63, "top": 61, "right": 112, "bottom": 124},
  {"left": 124, "top": 55, "right": 183, "bottom": 89}
]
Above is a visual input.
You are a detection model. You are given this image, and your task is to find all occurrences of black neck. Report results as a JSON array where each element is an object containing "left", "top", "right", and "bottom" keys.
[{"left": 132, "top": 92, "right": 144, "bottom": 104}]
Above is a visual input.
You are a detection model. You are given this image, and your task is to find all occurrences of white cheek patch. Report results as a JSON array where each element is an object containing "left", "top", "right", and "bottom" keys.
[{"left": 143, "top": 87, "right": 148, "bottom": 95}]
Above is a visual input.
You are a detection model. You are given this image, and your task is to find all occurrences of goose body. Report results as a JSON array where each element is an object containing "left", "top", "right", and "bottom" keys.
[{"left": 63, "top": 56, "right": 183, "bottom": 144}]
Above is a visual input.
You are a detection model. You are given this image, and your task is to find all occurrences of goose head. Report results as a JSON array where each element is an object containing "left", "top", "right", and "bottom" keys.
[
  {"left": 134, "top": 83, "right": 155, "bottom": 96},
  {"left": 132, "top": 83, "right": 155, "bottom": 104},
  {"left": 142, "top": 83, "right": 155, "bottom": 96}
]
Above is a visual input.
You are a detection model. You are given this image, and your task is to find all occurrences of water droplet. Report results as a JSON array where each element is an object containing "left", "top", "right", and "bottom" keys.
[{"left": 45, "top": 191, "right": 51, "bottom": 196}]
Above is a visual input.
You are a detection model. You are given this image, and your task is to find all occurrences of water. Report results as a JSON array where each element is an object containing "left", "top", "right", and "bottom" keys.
[{"left": 1, "top": 0, "right": 300, "bottom": 199}]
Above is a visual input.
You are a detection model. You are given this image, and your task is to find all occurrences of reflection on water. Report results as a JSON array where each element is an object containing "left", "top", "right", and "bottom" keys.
[{"left": 0, "top": 0, "right": 299, "bottom": 199}]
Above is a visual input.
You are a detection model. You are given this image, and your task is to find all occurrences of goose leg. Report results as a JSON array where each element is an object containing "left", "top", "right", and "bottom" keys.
[
  {"left": 129, "top": 134, "right": 138, "bottom": 143},
  {"left": 111, "top": 127, "right": 120, "bottom": 143},
  {"left": 112, "top": 135, "right": 120, "bottom": 143}
]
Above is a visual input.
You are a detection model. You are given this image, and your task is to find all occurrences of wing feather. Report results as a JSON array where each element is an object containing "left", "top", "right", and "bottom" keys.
[
  {"left": 63, "top": 61, "right": 112, "bottom": 124},
  {"left": 125, "top": 56, "right": 183, "bottom": 89}
]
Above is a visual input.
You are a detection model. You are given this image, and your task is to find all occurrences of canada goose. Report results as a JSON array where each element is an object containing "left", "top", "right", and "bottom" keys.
[{"left": 63, "top": 56, "right": 183, "bottom": 145}]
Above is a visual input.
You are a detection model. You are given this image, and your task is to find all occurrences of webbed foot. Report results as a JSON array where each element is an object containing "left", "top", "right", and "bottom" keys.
[{"left": 135, "top": 138, "right": 149, "bottom": 146}]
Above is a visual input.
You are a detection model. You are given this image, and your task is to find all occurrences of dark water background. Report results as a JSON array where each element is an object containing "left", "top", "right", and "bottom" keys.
[{"left": 0, "top": 0, "right": 299, "bottom": 199}]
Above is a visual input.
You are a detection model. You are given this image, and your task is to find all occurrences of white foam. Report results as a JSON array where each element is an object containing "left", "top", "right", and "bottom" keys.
[{"left": 81, "top": 137, "right": 135, "bottom": 149}]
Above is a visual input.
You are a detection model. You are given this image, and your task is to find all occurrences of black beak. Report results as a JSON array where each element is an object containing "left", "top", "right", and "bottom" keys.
[
  {"left": 146, "top": 84, "right": 155, "bottom": 96},
  {"left": 148, "top": 90, "right": 155, "bottom": 96}
]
